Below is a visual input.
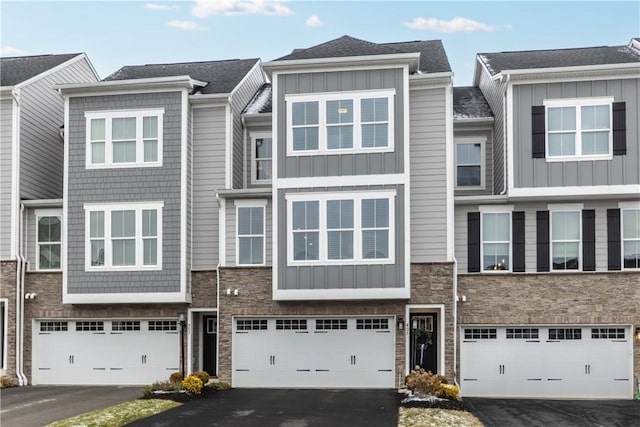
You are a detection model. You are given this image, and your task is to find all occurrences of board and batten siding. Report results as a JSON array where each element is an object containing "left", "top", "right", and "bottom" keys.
[
  {"left": 277, "top": 184, "right": 405, "bottom": 290},
  {"left": 513, "top": 79, "right": 640, "bottom": 188},
  {"left": 455, "top": 199, "right": 624, "bottom": 274},
  {"left": 224, "top": 198, "right": 272, "bottom": 266},
  {"left": 409, "top": 87, "right": 448, "bottom": 262},
  {"left": 192, "top": 106, "right": 226, "bottom": 270},
  {"left": 19, "top": 58, "right": 98, "bottom": 201},
  {"left": 478, "top": 70, "right": 505, "bottom": 194},
  {"left": 276, "top": 69, "right": 406, "bottom": 179},
  {"left": 66, "top": 92, "right": 182, "bottom": 294},
  {"left": 231, "top": 63, "right": 265, "bottom": 189},
  {"left": 0, "top": 97, "right": 14, "bottom": 258}
]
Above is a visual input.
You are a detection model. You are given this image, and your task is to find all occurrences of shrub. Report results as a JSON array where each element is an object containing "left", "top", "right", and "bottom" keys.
[
  {"left": 169, "top": 372, "right": 183, "bottom": 383},
  {"left": 191, "top": 371, "right": 210, "bottom": 385},
  {"left": 182, "top": 375, "right": 203, "bottom": 395},
  {"left": 404, "top": 367, "right": 447, "bottom": 396},
  {"left": 437, "top": 383, "right": 460, "bottom": 400},
  {"left": 150, "top": 380, "right": 181, "bottom": 392},
  {"left": 1, "top": 376, "right": 16, "bottom": 388},
  {"left": 205, "top": 381, "right": 231, "bottom": 391}
]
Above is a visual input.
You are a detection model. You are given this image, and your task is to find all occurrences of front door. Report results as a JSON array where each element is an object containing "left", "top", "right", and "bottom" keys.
[
  {"left": 409, "top": 314, "right": 438, "bottom": 374},
  {"left": 202, "top": 316, "right": 217, "bottom": 376}
]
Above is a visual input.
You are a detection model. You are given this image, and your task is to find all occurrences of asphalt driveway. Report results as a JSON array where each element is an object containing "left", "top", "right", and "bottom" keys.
[
  {"left": 465, "top": 398, "right": 640, "bottom": 427},
  {"left": 0, "top": 385, "right": 142, "bottom": 427},
  {"left": 128, "top": 389, "right": 399, "bottom": 427}
]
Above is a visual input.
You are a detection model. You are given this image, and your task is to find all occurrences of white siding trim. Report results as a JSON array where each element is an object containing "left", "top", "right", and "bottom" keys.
[
  {"left": 445, "top": 83, "right": 454, "bottom": 260},
  {"left": 10, "top": 92, "right": 19, "bottom": 258},
  {"left": 277, "top": 173, "right": 405, "bottom": 189},
  {"left": 509, "top": 185, "right": 640, "bottom": 199},
  {"left": 225, "top": 105, "right": 232, "bottom": 188},
  {"left": 273, "top": 287, "right": 409, "bottom": 301},
  {"left": 181, "top": 89, "right": 188, "bottom": 298},
  {"left": 619, "top": 201, "right": 640, "bottom": 209},
  {"left": 64, "top": 292, "right": 190, "bottom": 304},
  {"left": 506, "top": 80, "right": 515, "bottom": 196},
  {"left": 62, "top": 97, "right": 69, "bottom": 298},
  {"left": 218, "top": 197, "right": 227, "bottom": 267},
  {"left": 271, "top": 73, "right": 279, "bottom": 300},
  {"left": 403, "top": 64, "right": 411, "bottom": 290},
  {"left": 479, "top": 205, "right": 514, "bottom": 213}
]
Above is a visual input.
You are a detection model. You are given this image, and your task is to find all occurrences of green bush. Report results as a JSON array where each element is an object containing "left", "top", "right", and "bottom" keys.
[
  {"left": 182, "top": 375, "right": 203, "bottom": 394},
  {"left": 149, "top": 380, "right": 181, "bottom": 392},
  {"left": 169, "top": 372, "right": 183, "bottom": 383},
  {"left": 191, "top": 371, "right": 210, "bottom": 385},
  {"left": 404, "top": 367, "right": 448, "bottom": 396},
  {"left": 205, "top": 381, "right": 231, "bottom": 391},
  {"left": 0, "top": 376, "right": 16, "bottom": 388}
]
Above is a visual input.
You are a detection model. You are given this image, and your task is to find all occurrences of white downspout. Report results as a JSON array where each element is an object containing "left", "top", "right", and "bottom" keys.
[
  {"left": 452, "top": 256, "right": 459, "bottom": 388},
  {"left": 16, "top": 203, "right": 27, "bottom": 385},
  {"left": 241, "top": 117, "right": 247, "bottom": 189},
  {"left": 499, "top": 75, "right": 510, "bottom": 195}
]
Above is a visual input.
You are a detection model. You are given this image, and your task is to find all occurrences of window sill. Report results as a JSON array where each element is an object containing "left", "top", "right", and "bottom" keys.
[
  {"left": 86, "top": 162, "right": 163, "bottom": 170},
  {"left": 84, "top": 266, "right": 163, "bottom": 272},
  {"left": 544, "top": 155, "right": 613, "bottom": 163}
]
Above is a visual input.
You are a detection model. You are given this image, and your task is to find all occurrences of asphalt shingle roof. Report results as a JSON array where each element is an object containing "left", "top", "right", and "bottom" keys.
[
  {"left": 276, "top": 35, "right": 451, "bottom": 73},
  {"left": 453, "top": 87, "right": 493, "bottom": 120},
  {"left": 243, "top": 83, "right": 272, "bottom": 114},
  {"left": 0, "top": 53, "right": 80, "bottom": 86},
  {"left": 479, "top": 43, "right": 640, "bottom": 76},
  {"left": 103, "top": 58, "right": 260, "bottom": 94}
]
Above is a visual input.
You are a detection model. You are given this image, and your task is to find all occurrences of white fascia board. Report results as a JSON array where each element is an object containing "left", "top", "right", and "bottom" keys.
[
  {"left": 508, "top": 185, "right": 640, "bottom": 200},
  {"left": 63, "top": 292, "right": 191, "bottom": 304},
  {"left": 273, "top": 287, "right": 410, "bottom": 301},
  {"left": 189, "top": 93, "right": 230, "bottom": 106},
  {"left": 21, "top": 199, "right": 63, "bottom": 208},
  {"left": 277, "top": 173, "right": 405, "bottom": 189},
  {"left": 455, "top": 195, "right": 509, "bottom": 205},
  {"left": 263, "top": 53, "right": 421, "bottom": 76},
  {"left": 453, "top": 117, "right": 495, "bottom": 125},
  {"left": 217, "top": 188, "right": 271, "bottom": 199},
  {"left": 0, "top": 86, "right": 14, "bottom": 97},
  {"left": 408, "top": 73, "right": 453, "bottom": 89},
  {"left": 57, "top": 76, "right": 208, "bottom": 96},
  {"left": 501, "top": 62, "right": 640, "bottom": 78}
]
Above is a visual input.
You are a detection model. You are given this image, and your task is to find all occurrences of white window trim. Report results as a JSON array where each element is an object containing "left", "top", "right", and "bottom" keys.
[
  {"left": 286, "top": 190, "right": 396, "bottom": 266},
  {"left": 85, "top": 108, "right": 164, "bottom": 169},
  {"left": 250, "top": 133, "right": 272, "bottom": 185},
  {"left": 285, "top": 89, "right": 395, "bottom": 156},
  {"left": 621, "top": 207, "right": 640, "bottom": 271},
  {"left": 480, "top": 208, "right": 512, "bottom": 273},
  {"left": 234, "top": 199, "right": 268, "bottom": 266},
  {"left": 84, "top": 201, "right": 164, "bottom": 271},
  {"left": 34, "top": 208, "right": 62, "bottom": 271},
  {"left": 549, "top": 207, "right": 582, "bottom": 272},
  {"left": 543, "top": 97, "right": 614, "bottom": 162},
  {"left": 455, "top": 137, "right": 485, "bottom": 190}
]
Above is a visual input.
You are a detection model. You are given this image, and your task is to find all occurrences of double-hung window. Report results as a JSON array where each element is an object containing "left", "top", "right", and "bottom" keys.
[
  {"left": 455, "top": 138, "right": 484, "bottom": 188},
  {"left": 236, "top": 201, "right": 266, "bottom": 265},
  {"left": 481, "top": 211, "right": 511, "bottom": 271},
  {"left": 545, "top": 97, "right": 613, "bottom": 160},
  {"left": 287, "top": 90, "right": 394, "bottom": 155},
  {"left": 85, "top": 202, "right": 163, "bottom": 270},
  {"left": 251, "top": 134, "right": 272, "bottom": 183},
  {"left": 287, "top": 191, "right": 395, "bottom": 265},
  {"left": 550, "top": 209, "right": 581, "bottom": 270},
  {"left": 36, "top": 210, "right": 62, "bottom": 270},
  {"left": 622, "top": 208, "right": 640, "bottom": 269},
  {"left": 85, "top": 109, "right": 163, "bottom": 168}
]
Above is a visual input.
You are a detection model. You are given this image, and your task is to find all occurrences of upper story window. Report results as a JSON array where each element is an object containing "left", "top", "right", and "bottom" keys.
[
  {"left": 481, "top": 211, "right": 511, "bottom": 271},
  {"left": 622, "top": 208, "right": 640, "bottom": 269},
  {"left": 252, "top": 134, "right": 272, "bottom": 183},
  {"left": 85, "top": 109, "right": 163, "bottom": 169},
  {"left": 550, "top": 209, "right": 581, "bottom": 271},
  {"left": 455, "top": 138, "right": 484, "bottom": 188},
  {"left": 287, "top": 191, "right": 395, "bottom": 265},
  {"left": 236, "top": 200, "right": 267, "bottom": 265},
  {"left": 36, "top": 210, "right": 62, "bottom": 271},
  {"left": 286, "top": 90, "right": 394, "bottom": 156},
  {"left": 543, "top": 97, "right": 613, "bottom": 161},
  {"left": 84, "top": 202, "right": 163, "bottom": 271}
]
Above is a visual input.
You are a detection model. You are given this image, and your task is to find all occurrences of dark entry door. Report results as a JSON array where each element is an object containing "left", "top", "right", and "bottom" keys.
[
  {"left": 202, "top": 315, "right": 217, "bottom": 376},
  {"left": 409, "top": 314, "right": 438, "bottom": 374}
]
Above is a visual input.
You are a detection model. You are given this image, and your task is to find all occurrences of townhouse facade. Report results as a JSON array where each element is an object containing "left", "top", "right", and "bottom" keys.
[{"left": 1, "top": 36, "right": 638, "bottom": 399}]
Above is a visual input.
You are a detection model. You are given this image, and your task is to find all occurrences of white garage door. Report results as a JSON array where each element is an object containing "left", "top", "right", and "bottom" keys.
[
  {"left": 232, "top": 317, "right": 395, "bottom": 388},
  {"left": 460, "top": 325, "right": 632, "bottom": 399},
  {"left": 32, "top": 319, "right": 179, "bottom": 385}
]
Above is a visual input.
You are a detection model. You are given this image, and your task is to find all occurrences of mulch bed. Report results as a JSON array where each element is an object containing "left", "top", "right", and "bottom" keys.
[{"left": 397, "top": 393, "right": 469, "bottom": 412}]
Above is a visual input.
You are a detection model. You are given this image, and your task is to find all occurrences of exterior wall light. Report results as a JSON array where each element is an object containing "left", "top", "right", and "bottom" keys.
[
  {"left": 635, "top": 327, "right": 640, "bottom": 342},
  {"left": 397, "top": 318, "right": 404, "bottom": 330}
]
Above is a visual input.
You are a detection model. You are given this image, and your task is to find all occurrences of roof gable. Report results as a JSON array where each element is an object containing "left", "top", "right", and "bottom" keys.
[
  {"left": 103, "top": 58, "right": 260, "bottom": 94},
  {"left": 0, "top": 53, "right": 81, "bottom": 86}
]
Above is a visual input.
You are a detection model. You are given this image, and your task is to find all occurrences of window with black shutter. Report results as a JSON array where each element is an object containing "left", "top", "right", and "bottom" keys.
[
  {"left": 582, "top": 210, "right": 596, "bottom": 271},
  {"left": 536, "top": 211, "right": 550, "bottom": 272},
  {"left": 467, "top": 212, "right": 480, "bottom": 273}
]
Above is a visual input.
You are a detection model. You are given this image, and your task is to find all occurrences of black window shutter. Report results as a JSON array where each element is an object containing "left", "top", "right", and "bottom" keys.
[
  {"left": 468, "top": 212, "right": 481, "bottom": 273},
  {"left": 607, "top": 208, "right": 621, "bottom": 270},
  {"left": 612, "top": 102, "right": 626, "bottom": 155},
  {"left": 532, "top": 106, "right": 546, "bottom": 158},
  {"left": 536, "top": 211, "right": 549, "bottom": 272},
  {"left": 512, "top": 211, "right": 525, "bottom": 272},
  {"left": 582, "top": 210, "right": 596, "bottom": 271}
]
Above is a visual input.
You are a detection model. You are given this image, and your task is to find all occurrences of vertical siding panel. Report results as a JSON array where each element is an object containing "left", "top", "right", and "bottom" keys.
[{"left": 0, "top": 98, "right": 13, "bottom": 257}]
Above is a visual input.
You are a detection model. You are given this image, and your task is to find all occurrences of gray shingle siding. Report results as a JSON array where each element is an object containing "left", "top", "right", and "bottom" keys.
[
  {"left": 66, "top": 92, "right": 182, "bottom": 294},
  {"left": 513, "top": 78, "right": 640, "bottom": 188}
]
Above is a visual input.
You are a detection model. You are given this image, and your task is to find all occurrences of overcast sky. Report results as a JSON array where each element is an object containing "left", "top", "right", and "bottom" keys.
[{"left": 2, "top": 1, "right": 638, "bottom": 85}]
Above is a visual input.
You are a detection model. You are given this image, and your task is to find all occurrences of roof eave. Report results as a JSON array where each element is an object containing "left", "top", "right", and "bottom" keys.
[
  {"left": 263, "top": 52, "right": 421, "bottom": 75},
  {"left": 453, "top": 116, "right": 495, "bottom": 124},
  {"left": 0, "top": 86, "right": 15, "bottom": 97},
  {"left": 56, "top": 75, "right": 208, "bottom": 96},
  {"left": 496, "top": 62, "right": 640, "bottom": 81},
  {"left": 189, "top": 93, "right": 231, "bottom": 106}
]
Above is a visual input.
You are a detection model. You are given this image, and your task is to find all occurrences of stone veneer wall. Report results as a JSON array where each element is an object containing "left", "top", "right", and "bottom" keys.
[
  {"left": 0, "top": 261, "right": 17, "bottom": 380},
  {"left": 457, "top": 271, "right": 640, "bottom": 396},
  {"left": 217, "top": 263, "right": 455, "bottom": 387}
]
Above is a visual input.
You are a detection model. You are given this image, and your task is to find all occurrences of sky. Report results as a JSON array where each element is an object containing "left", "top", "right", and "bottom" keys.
[{"left": 1, "top": 1, "right": 638, "bottom": 86}]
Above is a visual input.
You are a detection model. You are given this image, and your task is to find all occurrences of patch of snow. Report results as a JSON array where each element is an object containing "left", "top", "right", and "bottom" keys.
[
  {"left": 151, "top": 390, "right": 189, "bottom": 395},
  {"left": 401, "top": 391, "right": 447, "bottom": 404}
]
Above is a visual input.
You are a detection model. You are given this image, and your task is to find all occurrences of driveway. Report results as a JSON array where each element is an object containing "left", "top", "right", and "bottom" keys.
[
  {"left": 0, "top": 385, "right": 142, "bottom": 427},
  {"left": 465, "top": 398, "right": 640, "bottom": 427},
  {"left": 128, "top": 389, "right": 399, "bottom": 427}
]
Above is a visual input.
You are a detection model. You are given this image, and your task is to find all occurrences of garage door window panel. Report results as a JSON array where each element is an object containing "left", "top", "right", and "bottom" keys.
[
  {"left": 591, "top": 328, "right": 625, "bottom": 339},
  {"left": 316, "top": 319, "right": 347, "bottom": 330},
  {"left": 548, "top": 328, "right": 581, "bottom": 340},
  {"left": 551, "top": 211, "right": 581, "bottom": 270},
  {"left": 356, "top": 318, "right": 389, "bottom": 330},
  {"left": 148, "top": 320, "right": 177, "bottom": 331},
  {"left": 112, "top": 321, "right": 140, "bottom": 331},
  {"left": 506, "top": 328, "right": 539, "bottom": 339},
  {"left": 40, "top": 321, "right": 68, "bottom": 332},
  {"left": 76, "top": 321, "right": 104, "bottom": 332},
  {"left": 464, "top": 328, "right": 497, "bottom": 340},
  {"left": 237, "top": 319, "right": 268, "bottom": 331},
  {"left": 276, "top": 319, "right": 307, "bottom": 330},
  {"left": 622, "top": 209, "right": 640, "bottom": 269}
]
